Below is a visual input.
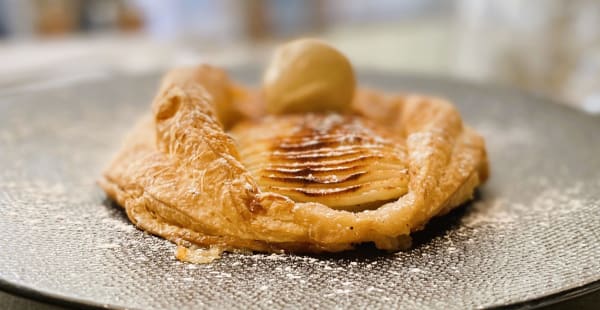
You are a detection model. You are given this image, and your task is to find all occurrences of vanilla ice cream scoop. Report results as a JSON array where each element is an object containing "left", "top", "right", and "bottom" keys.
[{"left": 263, "top": 39, "right": 356, "bottom": 114}]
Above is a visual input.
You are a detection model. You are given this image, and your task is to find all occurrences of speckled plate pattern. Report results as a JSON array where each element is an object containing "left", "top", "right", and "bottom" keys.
[{"left": 0, "top": 68, "right": 599, "bottom": 309}]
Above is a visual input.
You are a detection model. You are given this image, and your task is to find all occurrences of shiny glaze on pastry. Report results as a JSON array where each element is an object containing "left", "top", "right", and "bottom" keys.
[{"left": 231, "top": 114, "right": 408, "bottom": 210}]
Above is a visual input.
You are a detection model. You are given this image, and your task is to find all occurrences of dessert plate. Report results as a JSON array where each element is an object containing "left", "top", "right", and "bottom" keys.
[{"left": 0, "top": 68, "right": 599, "bottom": 309}]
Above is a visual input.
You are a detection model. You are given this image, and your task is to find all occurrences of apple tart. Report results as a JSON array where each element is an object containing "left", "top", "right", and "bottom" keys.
[{"left": 99, "top": 39, "right": 488, "bottom": 262}]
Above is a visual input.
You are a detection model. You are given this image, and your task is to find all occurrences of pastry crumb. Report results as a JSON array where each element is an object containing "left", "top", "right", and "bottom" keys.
[{"left": 175, "top": 245, "right": 224, "bottom": 264}]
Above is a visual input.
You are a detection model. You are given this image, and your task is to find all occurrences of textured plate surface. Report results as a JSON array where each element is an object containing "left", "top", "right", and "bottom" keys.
[{"left": 0, "top": 68, "right": 599, "bottom": 309}]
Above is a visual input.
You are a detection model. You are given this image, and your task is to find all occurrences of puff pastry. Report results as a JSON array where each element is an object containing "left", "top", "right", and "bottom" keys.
[{"left": 99, "top": 65, "right": 489, "bottom": 261}]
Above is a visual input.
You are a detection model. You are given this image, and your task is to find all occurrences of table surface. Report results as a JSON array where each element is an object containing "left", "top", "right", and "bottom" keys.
[{"left": 1, "top": 21, "right": 599, "bottom": 113}]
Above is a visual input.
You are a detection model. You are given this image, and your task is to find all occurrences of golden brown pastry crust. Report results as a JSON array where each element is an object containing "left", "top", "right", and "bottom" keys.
[{"left": 99, "top": 65, "right": 489, "bottom": 255}]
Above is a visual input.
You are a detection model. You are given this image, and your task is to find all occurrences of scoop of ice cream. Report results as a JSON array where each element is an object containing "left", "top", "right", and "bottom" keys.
[{"left": 263, "top": 38, "right": 355, "bottom": 114}]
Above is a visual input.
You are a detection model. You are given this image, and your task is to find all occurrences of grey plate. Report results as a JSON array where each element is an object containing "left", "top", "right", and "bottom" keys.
[{"left": 0, "top": 68, "right": 599, "bottom": 310}]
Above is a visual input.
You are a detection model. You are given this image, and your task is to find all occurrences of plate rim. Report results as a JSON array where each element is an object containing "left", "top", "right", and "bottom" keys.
[{"left": 1, "top": 273, "right": 599, "bottom": 310}]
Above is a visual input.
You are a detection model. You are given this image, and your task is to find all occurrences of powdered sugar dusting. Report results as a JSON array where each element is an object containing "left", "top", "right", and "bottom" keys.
[
  {"left": 463, "top": 182, "right": 597, "bottom": 226},
  {"left": 475, "top": 122, "right": 534, "bottom": 149}
]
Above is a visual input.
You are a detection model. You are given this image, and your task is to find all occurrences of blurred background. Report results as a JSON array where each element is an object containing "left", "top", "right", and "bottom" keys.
[{"left": 0, "top": 0, "right": 599, "bottom": 113}]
